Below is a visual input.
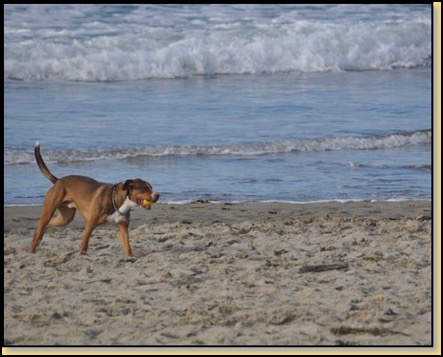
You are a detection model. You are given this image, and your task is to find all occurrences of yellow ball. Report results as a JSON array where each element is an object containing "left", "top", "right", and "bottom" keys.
[{"left": 143, "top": 199, "right": 152, "bottom": 206}]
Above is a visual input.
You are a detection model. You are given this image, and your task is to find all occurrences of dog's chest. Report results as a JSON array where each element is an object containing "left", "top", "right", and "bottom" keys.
[{"left": 107, "top": 197, "right": 137, "bottom": 223}]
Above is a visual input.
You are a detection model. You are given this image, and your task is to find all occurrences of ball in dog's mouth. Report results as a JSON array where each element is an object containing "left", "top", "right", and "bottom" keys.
[{"left": 138, "top": 199, "right": 153, "bottom": 210}]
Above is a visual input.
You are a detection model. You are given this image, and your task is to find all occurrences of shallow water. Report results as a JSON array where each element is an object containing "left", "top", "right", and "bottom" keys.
[{"left": 4, "top": 4, "right": 432, "bottom": 205}]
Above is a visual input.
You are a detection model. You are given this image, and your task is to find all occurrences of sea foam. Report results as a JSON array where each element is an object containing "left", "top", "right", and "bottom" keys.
[
  {"left": 4, "top": 5, "right": 431, "bottom": 82},
  {"left": 4, "top": 130, "right": 431, "bottom": 165}
]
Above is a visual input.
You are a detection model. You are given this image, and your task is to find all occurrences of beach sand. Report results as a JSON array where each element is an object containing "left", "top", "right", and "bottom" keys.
[{"left": 4, "top": 201, "right": 433, "bottom": 346}]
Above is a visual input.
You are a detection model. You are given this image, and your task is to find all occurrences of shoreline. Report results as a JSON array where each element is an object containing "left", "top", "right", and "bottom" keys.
[
  {"left": 3, "top": 200, "right": 432, "bottom": 230},
  {"left": 4, "top": 200, "right": 433, "bottom": 345},
  {"left": 3, "top": 197, "right": 432, "bottom": 206}
]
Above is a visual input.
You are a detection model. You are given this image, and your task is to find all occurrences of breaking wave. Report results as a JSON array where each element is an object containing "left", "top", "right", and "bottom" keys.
[
  {"left": 4, "top": 4, "right": 431, "bottom": 81},
  {"left": 4, "top": 130, "right": 431, "bottom": 165}
]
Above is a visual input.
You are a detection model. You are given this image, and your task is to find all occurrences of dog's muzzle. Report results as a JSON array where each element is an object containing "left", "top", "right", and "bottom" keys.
[{"left": 138, "top": 193, "right": 160, "bottom": 210}]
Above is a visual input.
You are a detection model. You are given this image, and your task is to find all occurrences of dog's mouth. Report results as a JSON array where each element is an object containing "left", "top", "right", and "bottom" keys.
[{"left": 138, "top": 198, "right": 153, "bottom": 210}]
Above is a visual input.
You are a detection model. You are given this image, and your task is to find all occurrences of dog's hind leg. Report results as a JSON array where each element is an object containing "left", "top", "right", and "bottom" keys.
[
  {"left": 30, "top": 186, "right": 65, "bottom": 253},
  {"left": 47, "top": 206, "right": 76, "bottom": 228}
]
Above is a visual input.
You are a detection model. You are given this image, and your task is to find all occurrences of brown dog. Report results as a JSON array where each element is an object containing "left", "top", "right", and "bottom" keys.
[{"left": 30, "top": 142, "right": 159, "bottom": 257}]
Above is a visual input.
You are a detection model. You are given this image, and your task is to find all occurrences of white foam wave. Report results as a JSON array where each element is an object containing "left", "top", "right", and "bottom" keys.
[
  {"left": 4, "top": 198, "right": 430, "bottom": 207},
  {"left": 4, "top": 5, "right": 431, "bottom": 81},
  {"left": 4, "top": 130, "right": 431, "bottom": 165}
]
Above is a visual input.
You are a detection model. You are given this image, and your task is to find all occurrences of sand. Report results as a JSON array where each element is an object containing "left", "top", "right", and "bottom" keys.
[{"left": 3, "top": 201, "right": 433, "bottom": 346}]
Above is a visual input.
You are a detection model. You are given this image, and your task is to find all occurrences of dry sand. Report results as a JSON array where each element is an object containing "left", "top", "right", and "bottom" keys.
[{"left": 3, "top": 201, "right": 433, "bottom": 346}]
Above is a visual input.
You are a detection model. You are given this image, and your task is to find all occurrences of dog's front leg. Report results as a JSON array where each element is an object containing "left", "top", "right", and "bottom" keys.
[
  {"left": 117, "top": 221, "right": 133, "bottom": 257},
  {"left": 80, "top": 221, "right": 97, "bottom": 254}
]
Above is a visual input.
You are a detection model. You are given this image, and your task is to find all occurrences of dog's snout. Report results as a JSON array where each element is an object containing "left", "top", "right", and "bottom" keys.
[{"left": 152, "top": 192, "right": 160, "bottom": 202}]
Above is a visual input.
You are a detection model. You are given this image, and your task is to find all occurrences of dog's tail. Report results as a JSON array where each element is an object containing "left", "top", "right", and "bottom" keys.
[{"left": 35, "top": 142, "right": 59, "bottom": 184}]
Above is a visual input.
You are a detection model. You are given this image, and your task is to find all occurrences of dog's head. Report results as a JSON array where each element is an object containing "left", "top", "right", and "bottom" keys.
[{"left": 123, "top": 179, "right": 160, "bottom": 210}]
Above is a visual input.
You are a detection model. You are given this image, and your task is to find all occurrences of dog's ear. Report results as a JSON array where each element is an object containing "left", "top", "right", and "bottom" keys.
[{"left": 123, "top": 179, "right": 135, "bottom": 192}]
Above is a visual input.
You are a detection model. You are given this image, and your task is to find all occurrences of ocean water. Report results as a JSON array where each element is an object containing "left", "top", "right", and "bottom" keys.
[{"left": 4, "top": 4, "right": 432, "bottom": 205}]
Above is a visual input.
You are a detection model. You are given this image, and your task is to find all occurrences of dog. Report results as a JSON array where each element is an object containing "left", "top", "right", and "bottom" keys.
[{"left": 30, "top": 142, "right": 159, "bottom": 257}]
